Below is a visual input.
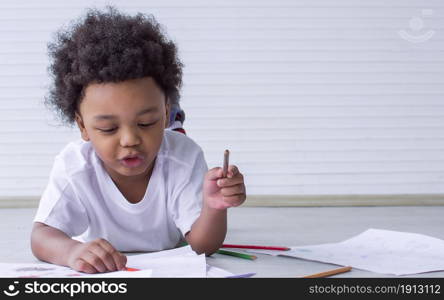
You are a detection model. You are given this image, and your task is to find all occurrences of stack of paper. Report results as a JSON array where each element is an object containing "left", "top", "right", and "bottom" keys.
[
  {"left": 0, "top": 262, "right": 153, "bottom": 278},
  {"left": 246, "top": 228, "right": 444, "bottom": 275},
  {"left": 0, "top": 245, "right": 235, "bottom": 278},
  {"left": 126, "top": 245, "right": 206, "bottom": 277},
  {"left": 126, "top": 245, "right": 236, "bottom": 277}
]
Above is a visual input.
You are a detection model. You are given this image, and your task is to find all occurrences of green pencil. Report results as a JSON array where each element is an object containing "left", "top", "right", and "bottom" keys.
[{"left": 216, "top": 249, "right": 257, "bottom": 260}]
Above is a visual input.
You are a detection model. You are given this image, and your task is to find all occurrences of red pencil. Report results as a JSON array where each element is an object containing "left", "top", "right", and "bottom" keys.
[{"left": 221, "top": 244, "right": 290, "bottom": 251}]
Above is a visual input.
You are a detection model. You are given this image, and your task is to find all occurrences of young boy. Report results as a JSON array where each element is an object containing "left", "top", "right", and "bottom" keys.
[{"left": 30, "top": 7, "right": 246, "bottom": 274}]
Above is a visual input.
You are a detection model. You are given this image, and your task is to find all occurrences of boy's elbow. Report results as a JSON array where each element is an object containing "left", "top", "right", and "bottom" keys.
[
  {"left": 184, "top": 231, "right": 225, "bottom": 256},
  {"left": 205, "top": 248, "right": 219, "bottom": 257},
  {"left": 30, "top": 223, "right": 44, "bottom": 258},
  {"left": 30, "top": 222, "right": 53, "bottom": 260},
  {"left": 187, "top": 240, "right": 222, "bottom": 256},
  {"left": 192, "top": 247, "right": 219, "bottom": 257}
]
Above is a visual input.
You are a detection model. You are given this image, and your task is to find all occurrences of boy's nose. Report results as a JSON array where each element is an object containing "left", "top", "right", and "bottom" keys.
[{"left": 119, "top": 128, "right": 141, "bottom": 147}]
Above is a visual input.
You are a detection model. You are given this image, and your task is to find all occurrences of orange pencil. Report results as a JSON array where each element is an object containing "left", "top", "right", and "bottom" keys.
[
  {"left": 302, "top": 266, "right": 352, "bottom": 278},
  {"left": 125, "top": 267, "right": 140, "bottom": 272}
]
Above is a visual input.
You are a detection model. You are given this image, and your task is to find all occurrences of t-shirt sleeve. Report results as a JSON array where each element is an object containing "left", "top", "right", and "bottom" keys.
[
  {"left": 33, "top": 156, "right": 89, "bottom": 237},
  {"left": 170, "top": 149, "right": 208, "bottom": 236}
]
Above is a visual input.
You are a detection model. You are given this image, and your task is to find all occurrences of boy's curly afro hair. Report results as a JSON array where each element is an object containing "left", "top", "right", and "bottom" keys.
[{"left": 46, "top": 7, "right": 183, "bottom": 124}]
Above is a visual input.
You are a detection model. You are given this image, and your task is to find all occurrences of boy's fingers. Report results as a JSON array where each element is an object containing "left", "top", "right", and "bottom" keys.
[
  {"left": 82, "top": 251, "right": 107, "bottom": 273},
  {"left": 91, "top": 244, "right": 117, "bottom": 271},
  {"left": 220, "top": 185, "right": 245, "bottom": 197},
  {"left": 74, "top": 258, "right": 97, "bottom": 274},
  {"left": 207, "top": 166, "right": 241, "bottom": 179},
  {"left": 118, "top": 253, "right": 127, "bottom": 270},
  {"left": 97, "top": 239, "right": 126, "bottom": 270},
  {"left": 222, "top": 194, "right": 246, "bottom": 207},
  {"left": 217, "top": 174, "right": 244, "bottom": 187},
  {"left": 206, "top": 167, "right": 223, "bottom": 180},
  {"left": 227, "top": 165, "right": 239, "bottom": 178}
]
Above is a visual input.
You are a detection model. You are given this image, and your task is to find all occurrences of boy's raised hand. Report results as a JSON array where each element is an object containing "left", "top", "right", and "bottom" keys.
[
  {"left": 67, "top": 238, "right": 127, "bottom": 273},
  {"left": 203, "top": 165, "right": 246, "bottom": 210}
]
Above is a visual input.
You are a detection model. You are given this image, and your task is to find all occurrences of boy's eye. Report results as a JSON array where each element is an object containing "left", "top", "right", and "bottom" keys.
[
  {"left": 98, "top": 128, "right": 117, "bottom": 133},
  {"left": 95, "top": 121, "right": 157, "bottom": 133},
  {"left": 139, "top": 121, "right": 157, "bottom": 127}
]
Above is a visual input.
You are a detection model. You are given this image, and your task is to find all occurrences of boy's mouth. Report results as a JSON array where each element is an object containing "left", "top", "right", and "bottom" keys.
[{"left": 120, "top": 154, "right": 144, "bottom": 168}]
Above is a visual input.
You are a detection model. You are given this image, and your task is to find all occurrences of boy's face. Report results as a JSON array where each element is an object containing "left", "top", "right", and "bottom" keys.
[{"left": 76, "top": 77, "right": 169, "bottom": 183}]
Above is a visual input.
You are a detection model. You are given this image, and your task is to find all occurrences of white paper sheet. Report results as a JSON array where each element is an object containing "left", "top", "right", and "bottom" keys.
[
  {"left": 206, "top": 265, "right": 234, "bottom": 278},
  {"left": 0, "top": 245, "right": 237, "bottom": 278},
  {"left": 0, "top": 246, "right": 199, "bottom": 278},
  {"left": 85, "top": 269, "right": 153, "bottom": 278},
  {"left": 126, "top": 246, "right": 247, "bottom": 278},
  {"left": 0, "top": 262, "right": 152, "bottom": 278},
  {"left": 246, "top": 228, "right": 444, "bottom": 275},
  {"left": 126, "top": 245, "right": 207, "bottom": 277}
]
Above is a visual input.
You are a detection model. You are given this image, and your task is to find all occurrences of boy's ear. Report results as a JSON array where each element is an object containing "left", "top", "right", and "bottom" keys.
[
  {"left": 75, "top": 113, "right": 90, "bottom": 141},
  {"left": 165, "top": 101, "right": 170, "bottom": 128}
]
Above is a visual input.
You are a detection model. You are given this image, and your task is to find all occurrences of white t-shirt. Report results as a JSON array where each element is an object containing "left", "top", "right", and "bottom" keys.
[{"left": 34, "top": 130, "right": 208, "bottom": 252}]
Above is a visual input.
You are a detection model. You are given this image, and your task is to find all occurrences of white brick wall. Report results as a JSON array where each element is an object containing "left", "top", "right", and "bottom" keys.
[{"left": 0, "top": 0, "right": 443, "bottom": 201}]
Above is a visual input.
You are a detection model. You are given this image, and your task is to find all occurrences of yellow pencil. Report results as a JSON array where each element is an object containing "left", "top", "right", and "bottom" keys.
[{"left": 302, "top": 266, "right": 352, "bottom": 278}]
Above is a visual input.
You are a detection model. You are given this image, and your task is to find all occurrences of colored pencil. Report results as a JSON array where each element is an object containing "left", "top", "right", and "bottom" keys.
[
  {"left": 216, "top": 249, "right": 257, "bottom": 260},
  {"left": 125, "top": 267, "right": 140, "bottom": 272},
  {"left": 223, "top": 149, "right": 229, "bottom": 178},
  {"left": 302, "top": 266, "right": 352, "bottom": 278},
  {"left": 221, "top": 244, "right": 290, "bottom": 251},
  {"left": 226, "top": 272, "right": 256, "bottom": 278}
]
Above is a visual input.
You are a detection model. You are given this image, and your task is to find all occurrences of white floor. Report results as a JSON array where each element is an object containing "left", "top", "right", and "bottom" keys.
[{"left": 1, "top": 206, "right": 444, "bottom": 277}]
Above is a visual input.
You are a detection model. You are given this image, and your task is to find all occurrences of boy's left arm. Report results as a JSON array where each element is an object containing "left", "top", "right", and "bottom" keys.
[{"left": 185, "top": 165, "right": 246, "bottom": 255}]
